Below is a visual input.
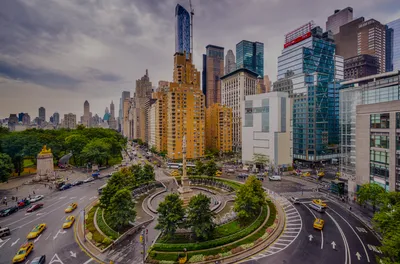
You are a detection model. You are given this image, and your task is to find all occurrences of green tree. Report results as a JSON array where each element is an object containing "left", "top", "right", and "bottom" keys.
[
  {"left": 205, "top": 159, "right": 218, "bottom": 177},
  {"left": 106, "top": 188, "right": 136, "bottom": 231},
  {"left": 195, "top": 160, "right": 205, "bottom": 175},
  {"left": 100, "top": 171, "right": 130, "bottom": 208},
  {"left": 65, "top": 134, "right": 89, "bottom": 165},
  {"left": 0, "top": 153, "right": 14, "bottom": 182},
  {"left": 156, "top": 193, "right": 185, "bottom": 238},
  {"left": 234, "top": 175, "right": 266, "bottom": 224},
  {"left": 81, "top": 139, "right": 111, "bottom": 166},
  {"left": 357, "top": 183, "right": 386, "bottom": 212},
  {"left": 252, "top": 153, "right": 269, "bottom": 170},
  {"left": 142, "top": 164, "right": 155, "bottom": 182},
  {"left": 186, "top": 193, "right": 215, "bottom": 240}
]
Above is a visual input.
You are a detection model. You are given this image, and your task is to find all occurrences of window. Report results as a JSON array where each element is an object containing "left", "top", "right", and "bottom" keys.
[
  {"left": 370, "top": 150, "right": 389, "bottom": 164},
  {"left": 370, "top": 113, "right": 390, "bottom": 128},
  {"left": 370, "top": 163, "right": 389, "bottom": 179},
  {"left": 370, "top": 135, "right": 389, "bottom": 149},
  {"left": 397, "top": 112, "right": 400, "bottom": 129}
]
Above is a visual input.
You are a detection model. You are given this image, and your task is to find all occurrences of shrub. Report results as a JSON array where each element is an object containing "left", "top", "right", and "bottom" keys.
[
  {"left": 96, "top": 208, "right": 119, "bottom": 240},
  {"left": 147, "top": 260, "right": 159, "bottom": 264},
  {"left": 102, "top": 237, "right": 112, "bottom": 246},
  {"left": 86, "top": 222, "right": 96, "bottom": 233},
  {"left": 220, "top": 251, "right": 232, "bottom": 257},
  {"left": 241, "top": 242, "right": 254, "bottom": 250},
  {"left": 189, "top": 255, "right": 204, "bottom": 263},
  {"left": 92, "top": 231, "right": 105, "bottom": 243},
  {"left": 204, "top": 254, "right": 220, "bottom": 261},
  {"left": 152, "top": 253, "right": 179, "bottom": 262},
  {"left": 231, "top": 246, "right": 244, "bottom": 254},
  {"left": 160, "top": 261, "right": 175, "bottom": 264}
]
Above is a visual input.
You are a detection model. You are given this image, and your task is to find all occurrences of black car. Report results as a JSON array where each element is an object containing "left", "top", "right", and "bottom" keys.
[
  {"left": 31, "top": 255, "right": 46, "bottom": 264},
  {"left": 59, "top": 183, "right": 72, "bottom": 191},
  {"left": 0, "top": 206, "right": 18, "bottom": 217},
  {"left": 72, "top": 180, "right": 83, "bottom": 186}
]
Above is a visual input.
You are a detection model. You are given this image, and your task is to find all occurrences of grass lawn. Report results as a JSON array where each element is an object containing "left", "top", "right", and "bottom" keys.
[{"left": 23, "top": 159, "right": 34, "bottom": 168}]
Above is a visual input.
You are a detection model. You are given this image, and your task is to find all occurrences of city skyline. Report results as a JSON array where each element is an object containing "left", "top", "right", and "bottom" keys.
[{"left": 0, "top": 0, "right": 399, "bottom": 118}]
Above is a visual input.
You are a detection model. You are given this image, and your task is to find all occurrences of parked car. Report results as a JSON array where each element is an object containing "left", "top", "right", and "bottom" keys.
[
  {"left": 0, "top": 206, "right": 18, "bottom": 217},
  {"left": 29, "top": 195, "right": 44, "bottom": 203},
  {"left": 26, "top": 203, "right": 44, "bottom": 213},
  {"left": 72, "top": 180, "right": 83, "bottom": 186},
  {"left": 59, "top": 183, "right": 72, "bottom": 191},
  {"left": 83, "top": 178, "right": 94, "bottom": 183}
]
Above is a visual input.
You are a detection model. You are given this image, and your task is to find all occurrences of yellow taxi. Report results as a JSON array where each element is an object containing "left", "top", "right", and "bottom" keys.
[
  {"left": 215, "top": 170, "right": 222, "bottom": 177},
  {"left": 302, "top": 172, "right": 311, "bottom": 177},
  {"left": 65, "top": 202, "right": 78, "bottom": 213},
  {"left": 170, "top": 170, "right": 180, "bottom": 177},
  {"left": 12, "top": 242, "right": 34, "bottom": 263},
  {"left": 317, "top": 171, "right": 325, "bottom": 177},
  {"left": 312, "top": 199, "right": 327, "bottom": 208},
  {"left": 27, "top": 223, "right": 46, "bottom": 239},
  {"left": 63, "top": 215, "right": 75, "bottom": 229},
  {"left": 313, "top": 218, "right": 325, "bottom": 230}
]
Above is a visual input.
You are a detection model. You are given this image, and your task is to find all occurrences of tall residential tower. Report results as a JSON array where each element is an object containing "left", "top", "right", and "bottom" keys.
[{"left": 202, "top": 45, "right": 224, "bottom": 107}]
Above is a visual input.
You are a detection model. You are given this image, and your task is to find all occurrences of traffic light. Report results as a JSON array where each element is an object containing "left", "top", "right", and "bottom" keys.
[{"left": 140, "top": 235, "right": 143, "bottom": 243}]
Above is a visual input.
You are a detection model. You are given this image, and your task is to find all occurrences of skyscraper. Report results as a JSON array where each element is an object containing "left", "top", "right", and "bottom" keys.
[
  {"left": 109, "top": 101, "right": 117, "bottom": 130},
  {"left": 202, "top": 45, "right": 224, "bottom": 107},
  {"left": 52, "top": 112, "right": 60, "bottom": 125},
  {"left": 119, "top": 91, "right": 130, "bottom": 133},
  {"left": 334, "top": 17, "right": 365, "bottom": 59},
  {"left": 387, "top": 18, "right": 400, "bottom": 71},
  {"left": 236, "top": 40, "right": 264, "bottom": 76},
  {"left": 81, "top": 100, "right": 91, "bottom": 127},
  {"left": 277, "top": 22, "right": 343, "bottom": 162},
  {"left": 225, "top": 49, "right": 236, "bottom": 74},
  {"left": 326, "top": 7, "right": 353, "bottom": 35},
  {"left": 18, "top": 113, "right": 24, "bottom": 122},
  {"left": 175, "top": 4, "right": 191, "bottom": 59},
  {"left": 38, "top": 107, "right": 45, "bottom": 125}
]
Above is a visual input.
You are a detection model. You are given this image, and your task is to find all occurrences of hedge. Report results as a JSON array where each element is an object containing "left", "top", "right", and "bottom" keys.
[
  {"left": 174, "top": 176, "right": 241, "bottom": 191},
  {"left": 153, "top": 205, "right": 267, "bottom": 252},
  {"left": 96, "top": 208, "right": 120, "bottom": 240}
]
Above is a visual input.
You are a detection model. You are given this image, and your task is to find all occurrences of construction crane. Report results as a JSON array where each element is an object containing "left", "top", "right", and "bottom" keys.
[{"left": 188, "top": 0, "right": 194, "bottom": 56}]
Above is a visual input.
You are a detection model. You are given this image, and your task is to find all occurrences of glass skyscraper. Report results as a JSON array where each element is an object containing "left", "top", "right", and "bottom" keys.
[
  {"left": 236, "top": 40, "right": 264, "bottom": 76},
  {"left": 175, "top": 4, "right": 190, "bottom": 59},
  {"left": 387, "top": 18, "right": 400, "bottom": 71},
  {"left": 276, "top": 24, "right": 343, "bottom": 162}
]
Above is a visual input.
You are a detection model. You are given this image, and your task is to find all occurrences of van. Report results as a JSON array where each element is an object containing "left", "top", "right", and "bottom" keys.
[
  {"left": 269, "top": 175, "right": 282, "bottom": 181},
  {"left": 0, "top": 227, "right": 11, "bottom": 238},
  {"left": 309, "top": 202, "right": 326, "bottom": 213}
]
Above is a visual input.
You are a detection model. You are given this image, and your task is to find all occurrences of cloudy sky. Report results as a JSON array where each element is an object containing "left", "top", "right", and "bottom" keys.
[{"left": 0, "top": 0, "right": 399, "bottom": 120}]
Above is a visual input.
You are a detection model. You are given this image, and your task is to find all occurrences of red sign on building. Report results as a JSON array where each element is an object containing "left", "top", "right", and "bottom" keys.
[{"left": 283, "top": 32, "right": 312, "bottom": 49}]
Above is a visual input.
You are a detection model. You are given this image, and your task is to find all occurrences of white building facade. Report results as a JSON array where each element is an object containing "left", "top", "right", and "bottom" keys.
[
  {"left": 148, "top": 100, "right": 157, "bottom": 148},
  {"left": 242, "top": 92, "right": 292, "bottom": 168},
  {"left": 221, "top": 68, "right": 258, "bottom": 152}
]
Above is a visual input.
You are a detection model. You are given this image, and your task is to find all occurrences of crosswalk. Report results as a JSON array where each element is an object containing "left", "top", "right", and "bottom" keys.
[{"left": 248, "top": 196, "right": 302, "bottom": 261}]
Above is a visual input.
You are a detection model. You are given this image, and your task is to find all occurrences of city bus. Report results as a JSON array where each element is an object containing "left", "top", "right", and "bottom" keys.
[
  {"left": 98, "top": 184, "right": 107, "bottom": 195},
  {"left": 167, "top": 162, "right": 195, "bottom": 169}
]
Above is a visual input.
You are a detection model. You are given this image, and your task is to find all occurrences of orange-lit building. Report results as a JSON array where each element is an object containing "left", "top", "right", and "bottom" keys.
[
  {"left": 152, "top": 81, "right": 169, "bottom": 153},
  {"left": 205, "top": 103, "right": 233, "bottom": 153}
]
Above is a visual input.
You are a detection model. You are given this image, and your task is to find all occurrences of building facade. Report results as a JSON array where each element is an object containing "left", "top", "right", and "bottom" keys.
[
  {"left": 22, "top": 113, "right": 31, "bottom": 125},
  {"left": 387, "top": 18, "right": 400, "bottom": 71},
  {"left": 263, "top": 75, "right": 272, "bottom": 93},
  {"left": 335, "top": 17, "right": 365, "bottom": 59},
  {"left": 63, "top": 113, "right": 76, "bottom": 129},
  {"left": 81, "top": 100, "right": 91, "bottom": 127},
  {"left": 38, "top": 107, "right": 45, "bottom": 124},
  {"left": 175, "top": 4, "right": 191, "bottom": 59},
  {"left": 277, "top": 22, "right": 343, "bottom": 162},
  {"left": 52, "top": 112, "right": 60, "bottom": 126},
  {"left": 326, "top": 7, "right": 353, "bottom": 35},
  {"left": 242, "top": 92, "right": 292, "bottom": 168},
  {"left": 225, "top": 49, "right": 236, "bottom": 75},
  {"left": 119, "top": 91, "right": 130, "bottom": 133},
  {"left": 148, "top": 99, "right": 157, "bottom": 149},
  {"left": 236, "top": 40, "right": 264, "bottom": 77},
  {"left": 344, "top": 54, "right": 379, "bottom": 80},
  {"left": 221, "top": 68, "right": 258, "bottom": 152},
  {"left": 108, "top": 101, "right": 117, "bottom": 130},
  {"left": 203, "top": 45, "right": 224, "bottom": 107},
  {"left": 339, "top": 71, "right": 400, "bottom": 195},
  {"left": 152, "top": 82, "right": 169, "bottom": 153},
  {"left": 205, "top": 103, "right": 233, "bottom": 153}
]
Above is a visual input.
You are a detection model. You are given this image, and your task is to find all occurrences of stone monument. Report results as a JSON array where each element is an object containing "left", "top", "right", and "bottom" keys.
[
  {"left": 178, "top": 136, "right": 193, "bottom": 206},
  {"left": 34, "top": 145, "right": 55, "bottom": 182}
]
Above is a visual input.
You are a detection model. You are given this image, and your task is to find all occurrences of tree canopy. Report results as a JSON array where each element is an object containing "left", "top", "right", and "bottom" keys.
[
  {"left": 0, "top": 153, "right": 14, "bottom": 182},
  {"left": 186, "top": 193, "right": 215, "bottom": 240},
  {"left": 357, "top": 183, "right": 386, "bottom": 212},
  {"left": 106, "top": 188, "right": 136, "bottom": 231},
  {"left": 155, "top": 193, "right": 185, "bottom": 238}
]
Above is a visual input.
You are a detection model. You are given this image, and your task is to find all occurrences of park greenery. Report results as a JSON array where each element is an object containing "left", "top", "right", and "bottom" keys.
[
  {"left": 186, "top": 193, "right": 215, "bottom": 240},
  {"left": 0, "top": 153, "right": 14, "bottom": 182},
  {"left": 99, "top": 164, "right": 155, "bottom": 231},
  {"left": 0, "top": 127, "right": 126, "bottom": 181},
  {"left": 155, "top": 193, "right": 186, "bottom": 238},
  {"left": 357, "top": 183, "right": 400, "bottom": 263}
]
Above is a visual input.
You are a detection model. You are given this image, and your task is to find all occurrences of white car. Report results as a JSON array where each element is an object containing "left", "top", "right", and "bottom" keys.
[
  {"left": 83, "top": 178, "right": 94, "bottom": 183},
  {"left": 29, "top": 195, "right": 44, "bottom": 203},
  {"left": 290, "top": 196, "right": 300, "bottom": 204},
  {"left": 268, "top": 175, "right": 282, "bottom": 181}
]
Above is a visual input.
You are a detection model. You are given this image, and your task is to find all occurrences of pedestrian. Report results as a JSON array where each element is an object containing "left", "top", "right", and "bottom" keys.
[
  {"left": 349, "top": 206, "right": 352, "bottom": 211},
  {"left": 33, "top": 191, "right": 35, "bottom": 195},
  {"left": 28, "top": 194, "right": 31, "bottom": 199}
]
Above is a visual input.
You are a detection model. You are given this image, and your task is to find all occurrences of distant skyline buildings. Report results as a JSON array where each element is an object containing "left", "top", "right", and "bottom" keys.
[
  {"left": 236, "top": 40, "right": 264, "bottom": 76},
  {"left": 326, "top": 7, "right": 353, "bottom": 35},
  {"left": 225, "top": 49, "right": 236, "bottom": 75},
  {"left": 38, "top": 107, "right": 45, "bottom": 123},
  {"left": 175, "top": 4, "right": 191, "bottom": 59}
]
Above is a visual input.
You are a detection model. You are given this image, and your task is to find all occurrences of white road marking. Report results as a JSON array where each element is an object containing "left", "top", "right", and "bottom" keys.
[
  {"left": 49, "top": 254, "right": 65, "bottom": 264},
  {"left": 36, "top": 213, "right": 45, "bottom": 216},
  {"left": 45, "top": 233, "right": 52, "bottom": 240},
  {"left": 356, "top": 252, "right": 362, "bottom": 261},
  {"left": 331, "top": 241, "right": 336, "bottom": 249},
  {"left": 10, "top": 201, "right": 72, "bottom": 231},
  {"left": 327, "top": 212, "right": 350, "bottom": 264},
  {"left": 83, "top": 258, "right": 93, "bottom": 264},
  {"left": 356, "top": 227, "right": 367, "bottom": 233},
  {"left": 25, "top": 213, "right": 31, "bottom": 216},
  {"left": 25, "top": 260, "right": 29, "bottom": 264},
  {"left": 367, "top": 244, "right": 382, "bottom": 254},
  {"left": 34, "top": 234, "right": 41, "bottom": 243},
  {"left": 79, "top": 196, "right": 87, "bottom": 201},
  {"left": 89, "top": 196, "right": 97, "bottom": 200},
  {"left": 11, "top": 238, "right": 20, "bottom": 246},
  {"left": 0, "top": 238, "right": 10, "bottom": 248},
  {"left": 58, "top": 197, "right": 67, "bottom": 200},
  {"left": 70, "top": 197, "right": 77, "bottom": 200},
  {"left": 329, "top": 207, "right": 370, "bottom": 262},
  {"left": 53, "top": 229, "right": 67, "bottom": 240},
  {"left": 70, "top": 251, "right": 76, "bottom": 258},
  {"left": 309, "top": 234, "right": 313, "bottom": 241}
]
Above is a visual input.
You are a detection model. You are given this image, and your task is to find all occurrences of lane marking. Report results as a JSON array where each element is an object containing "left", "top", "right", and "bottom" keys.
[
  {"left": 58, "top": 197, "right": 67, "bottom": 200},
  {"left": 34, "top": 234, "right": 41, "bottom": 243},
  {"left": 70, "top": 197, "right": 77, "bottom": 200},
  {"left": 79, "top": 196, "right": 87, "bottom": 201},
  {"left": 10, "top": 201, "right": 72, "bottom": 231},
  {"left": 0, "top": 238, "right": 10, "bottom": 248},
  {"left": 329, "top": 207, "right": 370, "bottom": 262},
  {"left": 327, "top": 211, "right": 351, "bottom": 264},
  {"left": 49, "top": 253, "right": 65, "bottom": 264},
  {"left": 45, "top": 233, "right": 52, "bottom": 240},
  {"left": 11, "top": 238, "right": 20, "bottom": 246},
  {"left": 301, "top": 203, "right": 324, "bottom": 250}
]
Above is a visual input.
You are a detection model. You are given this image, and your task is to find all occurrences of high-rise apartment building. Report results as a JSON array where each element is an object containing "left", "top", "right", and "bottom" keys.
[
  {"left": 236, "top": 40, "right": 264, "bottom": 77},
  {"left": 38, "top": 107, "right": 45, "bottom": 124},
  {"left": 387, "top": 18, "right": 400, "bottom": 71},
  {"left": 22, "top": 113, "right": 30, "bottom": 125},
  {"left": 167, "top": 52, "right": 205, "bottom": 160},
  {"left": 205, "top": 103, "right": 233, "bottom": 153},
  {"left": 225, "top": 49, "right": 236, "bottom": 74},
  {"left": 148, "top": 99, "right": 157, "bottom": 149},
  {"left": 81, "top": 100, "right": 91, "bottom": 127},
  {"left": 277, "top": 22, "right": 343, "bottom": 162},
  {"left": 152, "top": 81, "right": 169, "bottom": 153},
  {"left": 119, "top": 91, "right": 130, "bottom": 133},
  {"left": 109, "top": 101, "right": 117, "bottom": 130},
  {"left": 63, "top": 113, "right": 76, "bottom": 129},
  {"left": 326, "top": 7, "right": 353, "bottom": 35},
  {"left": 123, "top": 98, "right": 131, "bottom": 138},
  {"left": 221, "top": 68, "right": 258, "bottom": 152},
  {"left": 202, "top": 45, "right": 224, "bottom": 107},
  {"left": 175, "top": 4, "right": 191, "bottom": 59},
  {"left": 52, "top": 112, "right": 60, "bottom": 126}
]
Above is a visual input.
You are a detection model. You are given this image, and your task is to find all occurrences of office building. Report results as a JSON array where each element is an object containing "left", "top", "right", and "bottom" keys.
[
  {"left": 273, "top": 70, "right": 294, "bottom": 95},
  {"left": 225, "top": 49, "right": 236, "bottom": 74},
  {"left": 109, "top": 101, "right": 117, "bottom": 130},
  {"left": 63, "top": 113, "right": 76, "bottom": 129},
  {"left": 242, "top": 92, "right": 292, "bottom": 168},
  {"left": 148, "top": 99, "right": 157, "bottom": 149},
  {"left": 205, "top": 103, "right": 233, "bottom": 154},
  {"left": 119, "top": 91, "right": 130, "bottom": 133},
  {"left": 236, "top": 40, "right": 264, "bottom": 77},
  {"left": 22, "top": 113, "right": 30, "bottom": 125},
  {"left": 153, "top": 81, "right": 169, "bottom": 153},
  {"left": 81, "top": 100, "right": 91, "bottom": 127},
  {"left": 175, "top": 4, "right": 191, "bottom": 59},
  {"left": 326, "top": 7, "right": 353, "bottom": 35},
  {"left": 221, "top": 68, "right": 258, "bottom": 152},
  {"left": 7, "top": 114, "right": 18, "bottom": 131},
  {"left": 264, "top": 75, "right": 272, "bottom": 93},
  {"left": 52, "top": 112, "right": 60, "bottom": 126},
  {"left": 18, "top": 113, "right": 24, "bottom": 122},
  {"left": 335, "top": 17, "right": 365, "bottom": 59},
  {"left": 202, "top": 45, "right": 224, "bottom": 107},
  {"left": 123, "top": 98, "right": 131, "bottom": 138},
  {"left": 277, "top": 22, "right": 343, "bottom": 162},
  {"left": 166, "top": 52, "right": 205, "bottom": 160},
  {"left": 339, "top": 71, "right": 400, "bottom": 195},
  {"left": 38, "top": 107, "right": 45, "bottom": 124},
  {"left": 387, "top": 18, "right": 400, "bottom": 71},
  {"left": 344, "top": 54, "right": 379, "bottom": 80}
]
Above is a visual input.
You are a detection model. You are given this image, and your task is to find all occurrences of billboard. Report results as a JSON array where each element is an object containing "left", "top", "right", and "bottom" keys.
[{"left": 284, "top": 32, "right": 312, "bottom": 48}]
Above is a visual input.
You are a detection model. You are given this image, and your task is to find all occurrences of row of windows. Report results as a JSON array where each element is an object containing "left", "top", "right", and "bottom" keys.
[
  {"left": 370, "top": 113, "right": 390, "bottom": 129},
  {"left": 370, "top": 150, "right": 389, "bottom": 164},
  {"left": 370, "top": 134, "right": 389, "bottom": 149}
]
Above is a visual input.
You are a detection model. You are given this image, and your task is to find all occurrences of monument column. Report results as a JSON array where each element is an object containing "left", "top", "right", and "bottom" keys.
[{"left": 178, "top": 135, "right": 192, "bottom": 206}]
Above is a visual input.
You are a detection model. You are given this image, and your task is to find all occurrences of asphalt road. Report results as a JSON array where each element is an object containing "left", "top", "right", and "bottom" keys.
[
  {"left": 241, "top": 177, "right": 382, "bottom": 264},
  {"left": 0, "top": 175, "right": 109, "bottom": 264}
]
